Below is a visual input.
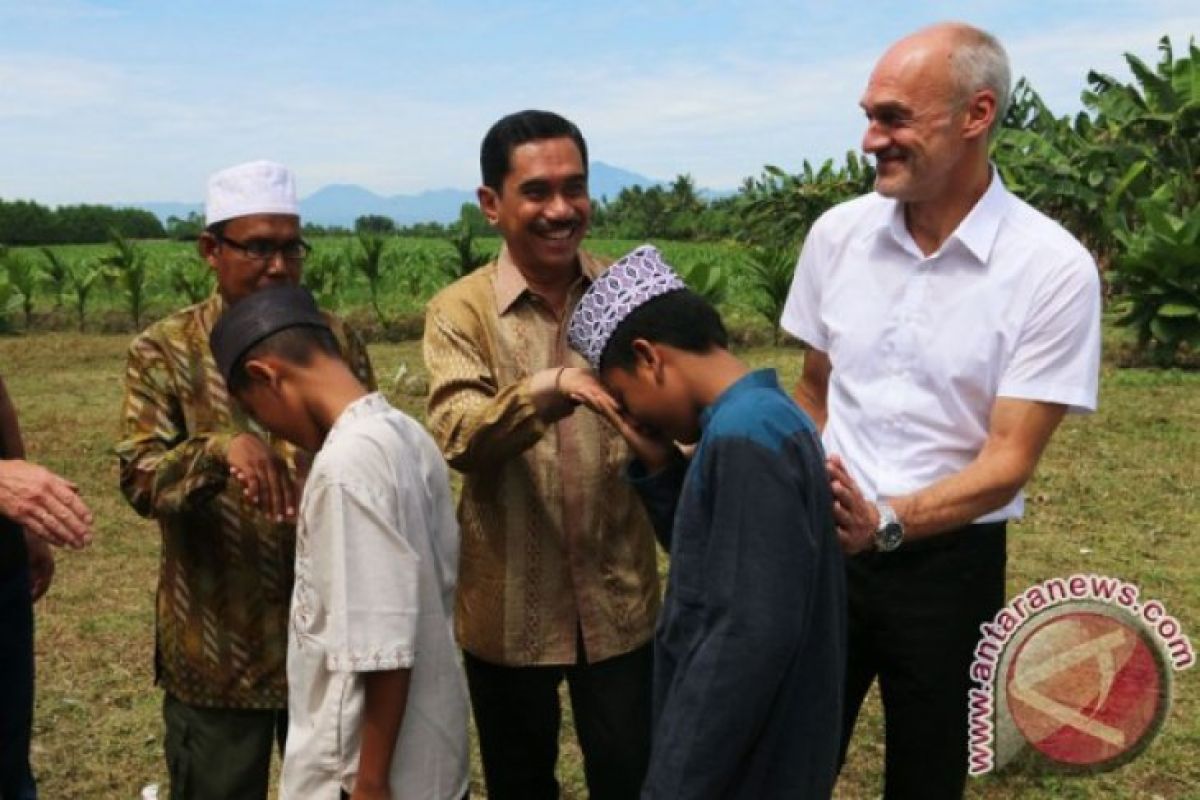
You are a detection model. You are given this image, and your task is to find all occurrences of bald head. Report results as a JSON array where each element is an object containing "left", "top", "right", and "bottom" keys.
[{"left": 877, "top": 23, "right": 1011, "bottom": 139}]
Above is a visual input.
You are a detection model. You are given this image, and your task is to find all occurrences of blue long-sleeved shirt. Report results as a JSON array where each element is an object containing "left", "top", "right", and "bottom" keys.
[{"left": 630, "top": 369, "right": 846, "bottom": 799}]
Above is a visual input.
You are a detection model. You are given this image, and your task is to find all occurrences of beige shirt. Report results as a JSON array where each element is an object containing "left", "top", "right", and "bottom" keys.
[
  {"left": 280, "top": 393, "right": 469, "bottom": 800},
  {"left": 424, "top": 247, "right": 660, "bottom": 666}
]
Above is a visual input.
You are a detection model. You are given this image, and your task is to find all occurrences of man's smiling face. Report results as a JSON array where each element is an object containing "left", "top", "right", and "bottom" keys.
[
  {"left": 859, "top": 35, "right": 969, "bottom": 203},
  {"left": 479, "top": 136, "right": 591, "bottom": 274}
]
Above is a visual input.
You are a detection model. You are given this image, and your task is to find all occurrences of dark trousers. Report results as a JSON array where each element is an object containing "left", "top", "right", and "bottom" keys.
[
  {"left": 840, "top": 523, "right": 1006, "bottom": 800},
  {"left": 0, "top": 550, "right": 37, "bottom": 800},
  {"left": 463, "top": 639, "right": 653, "bottom": 800},
  {"left": 162, "top": 693, "right": 286, "bottom": 800}
]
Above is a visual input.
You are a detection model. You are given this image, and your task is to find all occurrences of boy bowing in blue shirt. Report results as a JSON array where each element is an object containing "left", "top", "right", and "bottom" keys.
[{"left": 566, "top": 245, "right": 847, "bottom": 799}]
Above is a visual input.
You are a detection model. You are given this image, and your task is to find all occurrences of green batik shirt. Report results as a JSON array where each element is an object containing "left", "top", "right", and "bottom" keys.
[{"left": 115, "top": 293, "right": 376, "bottom": 709}]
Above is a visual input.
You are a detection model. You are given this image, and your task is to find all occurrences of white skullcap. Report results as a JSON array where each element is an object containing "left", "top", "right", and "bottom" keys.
[{"left": 204, "top": 160, "right": 299, "bottom": 226}]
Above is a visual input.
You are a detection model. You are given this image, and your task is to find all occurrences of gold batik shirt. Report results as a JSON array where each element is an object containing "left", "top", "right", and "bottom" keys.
[
  {"left": 424, "top": 247, "right": 660, "bottom": 667},
  {"left": 116, "top": 293, "right": 375, "bottom": 708}
]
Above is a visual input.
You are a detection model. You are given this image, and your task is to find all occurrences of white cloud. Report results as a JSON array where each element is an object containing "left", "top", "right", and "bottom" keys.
[{"left": 0, "top": 3, "right": 1195, "bottom": 203}]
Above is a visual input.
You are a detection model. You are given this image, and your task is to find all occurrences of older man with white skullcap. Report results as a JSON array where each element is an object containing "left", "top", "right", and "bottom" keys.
[{"left": 115, "top": 161, "right": 375, "bottom": 800}]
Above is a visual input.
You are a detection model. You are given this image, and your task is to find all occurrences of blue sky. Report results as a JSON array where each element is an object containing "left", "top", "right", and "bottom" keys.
[{"left": 1, "top": 0, "right": 1196, "bottom": 205}]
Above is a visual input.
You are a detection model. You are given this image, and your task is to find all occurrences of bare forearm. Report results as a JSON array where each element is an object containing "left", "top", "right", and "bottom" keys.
[
  {"left": 792, "top": 349, "right": 830, "bottom": 432},
  {"left": 891, "top": 401, "right": 1067, "bottom": 540},
  {"left": 791, "top": 381, "right": 826, "bottom": 431},
  {"left": 891, "top": 451, "right": 1031, "bottom": 540},
  {"left": 355, "top": 668, "right": 412, "bottom": 795},
  {"left": 0, "top": 378, "right": 26, "bottom": 459}
]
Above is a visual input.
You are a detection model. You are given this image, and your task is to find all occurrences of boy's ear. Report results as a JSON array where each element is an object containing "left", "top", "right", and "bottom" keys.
[
  {"left": 242, "top": 357, "right": 282, "bottom": 391},
  {"left": 630, "top": 339, "right": 664, "bottom": 381}
]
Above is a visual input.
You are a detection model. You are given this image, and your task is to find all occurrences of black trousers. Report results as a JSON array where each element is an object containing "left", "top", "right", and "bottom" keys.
[
  {"left": 0, "top": 533, "right": 36, "bottom": 800},
  {"left": 463, "top": 639, "right": 653, "bottom": 800},
  {"left": 840, "top": 523, "right": 1006, "bottom": 800}
]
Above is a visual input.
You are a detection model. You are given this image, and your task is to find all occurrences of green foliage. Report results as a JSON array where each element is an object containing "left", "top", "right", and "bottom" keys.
[
  {"left": 165, "top": 212, "right": 205, "bottom": 241},
  {"left": 0, "top": 199, "right": 164, "bottom": 245},
  {"left": 592, "top": 175, "right": 734, "bottom": 241},
  {"left": 303, "top": 243, "right": 349, "bottom": 309},
  {"left": 1111, "top": 201, "right": 1200, "bottom": 361},
  {"left": 994, "top": 80, "right": 1119, "bottom": 261},
  {"left": 355, "top": 214, "right": 397, "bottom": 235},
  {"left": 66, "top": 258, "right": 104, "bottom": 331},
  {"left": 100, "top": 229, "right": 149, "bottom": 328},
  {"left": 741, "top": 246, "right": 798, "bottom": 343},
  {"left": 352, "top": 233, "right": 391, "bottom": 324},
  {"left": 0, "top": 245, "right": 15, "bottom": 332},
  {"left": 444, "top": 217, "right": 492, "bottom": 280},
  {"left": 737, "top": 154, "right": 874, "bottom": 254},
  {"left": 4, "top": 250, "right": 41, "bottom": 328},
  {"left": 675, "top": 256, "right": 728, "bottom": 306},
  {"left": 166, "top": 254, "right": 214, "bottom": 304},
  {"left": 40, "top": 247, "right": 71, "bottom": 309}
]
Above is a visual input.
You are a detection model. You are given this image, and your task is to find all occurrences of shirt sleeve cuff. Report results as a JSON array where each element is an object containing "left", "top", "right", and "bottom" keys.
[
  {"left": 996, "top": 381, "right": 1098, "bottom": 413},
  {"left": 326, "top": 647, "right": 416, "bottom": 673}
]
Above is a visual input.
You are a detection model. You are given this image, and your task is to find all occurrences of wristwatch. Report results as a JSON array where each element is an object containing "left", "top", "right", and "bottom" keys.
[{"left": 873, "top": 502, "right": 904, "bottom": 552}]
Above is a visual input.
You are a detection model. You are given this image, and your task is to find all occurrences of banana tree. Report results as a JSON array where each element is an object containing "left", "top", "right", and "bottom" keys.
[
  {"left": 167, "top": 254, "right": 214, "bottom": 305},
  {"left": 1111, "top": 199, "right": 1200, "bottom": 362},
  {"left": 351, "top": 233, "right": 392, "bottom": 325},
  {"left": 742, "top": 245, "right": 798, "bottom": 344},
  {"left": 40, "top": 247, "right": 71, "bottom": 309},
  {"left": 3, "top": 251, "right": 41, "bottom": 329},
  {"left": 66, "top": 258, "right": 104, "bottom": 331},
  {"left": 100, "top": 229, "right": 149, "bottom": 329},
  {"left": 302, "top": 245, "right": 347, "bottom": 310}
]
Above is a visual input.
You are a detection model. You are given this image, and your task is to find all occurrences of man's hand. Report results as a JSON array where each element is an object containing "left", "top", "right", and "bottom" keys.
[
  {"left": 226, "top": 433, "right": 297, "bottom": 523},
  {"left": 557, "top": 367, "right": 612, "bottom": 411},
  {"left": 827, "top": 454, "right": 877, "bottom": 555},
  {"left": 0, "top": 459, "right": 94, "bottom": 549},
  {"left": 26, "top": 532, "right": 55, "bottom": 601},
  {"left": 575, "top": 389, "right": 677, "bottom": 475}
]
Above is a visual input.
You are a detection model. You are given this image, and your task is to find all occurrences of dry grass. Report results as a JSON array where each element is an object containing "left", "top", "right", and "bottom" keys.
[{"left": 1, "top": 329, "right": 1196, "bottom": 799}]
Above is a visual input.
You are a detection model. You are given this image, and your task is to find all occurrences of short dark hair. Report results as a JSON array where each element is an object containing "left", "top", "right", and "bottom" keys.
[
  {"left": 480, "top": 110, "right": 588, "bottom": 193},
  {"left": 205, "top": 220, "right": 227, "bottom": 238},
  {"left": 226, "top": 325, "right": 341, "bottom": 395},
  {"left": 599, "top": 289, "right": 728, "bottom": 373}
]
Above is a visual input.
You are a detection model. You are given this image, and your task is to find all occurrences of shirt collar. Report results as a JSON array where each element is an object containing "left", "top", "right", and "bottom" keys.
[
  {"left": 493, "top": 244, "right": 606, "bottom": 314},
  {"left": 699, "top": 368, "right": 780, "bottom": 430},
  {"left": 880, "top": 165, "right": 1012, "bottom": 265},
  {"left": 951, "top": 166, "right": 1010, "bottom": 264},
  {"left": 326, "top": 391, "right": 389, "bottom": 442}
]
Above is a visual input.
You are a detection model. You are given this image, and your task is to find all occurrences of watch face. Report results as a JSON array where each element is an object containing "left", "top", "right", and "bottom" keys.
[{"left": 878, "top": 522, "right": 904, "bottom": 552}]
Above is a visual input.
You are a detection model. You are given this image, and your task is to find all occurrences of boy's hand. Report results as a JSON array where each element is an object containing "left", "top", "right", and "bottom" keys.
[
  {"left": 227, "top": 433, "right": 297, "bottom": 523},
  {"left": 586, "top": 395, "right": 677, "bottom": 475}
]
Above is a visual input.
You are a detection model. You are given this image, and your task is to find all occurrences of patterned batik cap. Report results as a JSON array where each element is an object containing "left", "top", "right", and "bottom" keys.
[{"left": 568, "top": 244, "right": 687, "bottom": 370}]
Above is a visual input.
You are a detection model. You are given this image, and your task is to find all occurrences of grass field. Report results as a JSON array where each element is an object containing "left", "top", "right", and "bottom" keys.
[{"left": 2, "top": 321, "right": 1197, "bottom": 799}]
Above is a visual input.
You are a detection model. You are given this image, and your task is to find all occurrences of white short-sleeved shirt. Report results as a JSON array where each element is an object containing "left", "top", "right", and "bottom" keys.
[
  {"left": 280, "top": 393, "right": 469, "bottom": 800},
  {"left": 780, "top": 171, "right": 1101, "bottom": 522}
]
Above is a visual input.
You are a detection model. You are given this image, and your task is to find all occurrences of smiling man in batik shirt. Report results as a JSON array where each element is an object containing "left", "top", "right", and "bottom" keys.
[{"left": 423, "top": 111, "right": 660, "bottom": 800}]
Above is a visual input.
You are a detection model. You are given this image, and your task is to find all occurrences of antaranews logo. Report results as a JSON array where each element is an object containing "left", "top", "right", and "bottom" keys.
[{"left": 967, "top": 573, "right": 1193, "bottom": 775}]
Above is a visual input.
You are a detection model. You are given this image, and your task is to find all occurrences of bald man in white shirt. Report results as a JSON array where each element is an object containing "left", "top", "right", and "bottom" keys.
[{"left": 780, "top": 22, "right": 1101, "bottom": 799}]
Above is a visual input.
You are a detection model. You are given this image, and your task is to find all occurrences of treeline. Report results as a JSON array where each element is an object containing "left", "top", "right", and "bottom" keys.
[{"left": 0, "top": 199, "right": 165, "bottom": 245}]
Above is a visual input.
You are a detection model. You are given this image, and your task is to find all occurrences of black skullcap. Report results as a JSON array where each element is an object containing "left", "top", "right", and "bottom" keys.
[{"left": 209, "top": 285, "right": 331, "bottom": 384}]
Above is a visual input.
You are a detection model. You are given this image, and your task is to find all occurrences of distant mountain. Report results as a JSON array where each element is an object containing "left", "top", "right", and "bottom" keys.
[{"left": 126, "top": 161, "right": 668, "bottom": 228}]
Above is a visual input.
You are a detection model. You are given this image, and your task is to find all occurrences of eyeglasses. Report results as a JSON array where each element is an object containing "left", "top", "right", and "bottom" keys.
[{"left": 218, "top": 235, "right": 311, "bottom": 263}]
